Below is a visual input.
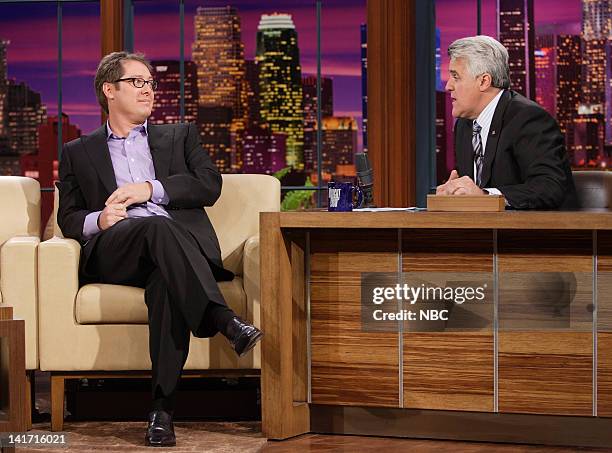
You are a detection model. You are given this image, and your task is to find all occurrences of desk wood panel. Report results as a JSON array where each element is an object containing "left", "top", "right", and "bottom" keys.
[
  {"left": 597, "top": 231, "right": 612, "bottom": 416},
  {"left": 402, "top": 229, "right": 494, "bottom": 412},
  {"left": 403, "top": 332, "right": 494, "bottom": 411},
  {"left": 310, "top": 230, "right": 400, "bottom": 407},
  {"left": 499, "top": 332, "right": 592, "bottom": 415},
  {"left": 498, "top": 231, "right": 593, "bottom": 416}
]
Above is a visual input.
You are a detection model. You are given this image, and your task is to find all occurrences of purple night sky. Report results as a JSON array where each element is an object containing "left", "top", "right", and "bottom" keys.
[{"left": 0, "top": 0, "right": 365, "bottom": 135}]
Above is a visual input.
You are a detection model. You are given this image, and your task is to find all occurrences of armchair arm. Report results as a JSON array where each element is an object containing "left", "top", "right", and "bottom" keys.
[
  {"left": 37, "top": 237, "right": 81, "bottom": 369},
  {"left": 0, "top": 236, "right": 40, "bottom": 370}
]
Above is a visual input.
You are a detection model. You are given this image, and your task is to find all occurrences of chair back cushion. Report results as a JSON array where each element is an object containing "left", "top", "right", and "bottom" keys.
[
  {"left": 573, "top": 171, "right": 612, "bottom": 209},
  {"left": 0, "top": 176, "right": 40, "bottom": 245},
  {"left": 50, "top": 174, "right": 281, "bottom": 272},
  {"left": 206, "top": 174, "right": 280, "bottom": 274}
]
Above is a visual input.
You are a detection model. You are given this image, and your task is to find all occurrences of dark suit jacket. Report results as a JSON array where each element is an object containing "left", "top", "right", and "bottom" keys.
[
  {"left": 57, "top": 122, "right": 233, "bottom": 281},
  {"left": 455, "top": 90, "right": 578, "bottom": 210}
]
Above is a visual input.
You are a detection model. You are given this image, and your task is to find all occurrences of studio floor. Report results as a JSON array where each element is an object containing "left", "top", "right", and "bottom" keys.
[
  {"left": 18, "top": 421, "right": 612, "bottom": 452},
  {"left": 11, "top": 375, "right": 612, "bottom": 452}
]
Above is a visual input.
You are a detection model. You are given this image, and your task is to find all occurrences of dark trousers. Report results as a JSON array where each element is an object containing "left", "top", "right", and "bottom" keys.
[{"left": 82, "top": 216, "right": 234, "bottom": 406}]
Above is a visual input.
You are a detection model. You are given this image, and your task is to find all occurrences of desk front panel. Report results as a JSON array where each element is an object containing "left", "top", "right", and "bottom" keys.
[
  {"left": 401, "top": 229, "right": 494, "bottom": 412},
  {"left": 309, "top": 230, "right": 400, "bottom": 407},
  {"left": 305, "top": 224, "right": 604, "bottom": 416},
  {"left": 497, "top": 230, "right": 593, "bottom": 416}
]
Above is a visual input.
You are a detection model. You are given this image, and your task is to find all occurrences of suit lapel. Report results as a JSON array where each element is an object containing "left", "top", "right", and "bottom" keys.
[
  {"left": 83, "top": 124, "right": 117, "bottom": 195},
  {"left": 147, "top": 123, "right": 173, "bottom": 180},
  {"left": 456, "top": 120, "right": 474, "bottom": 179},
  {"left": 480, "top": 90, "right": 512, "bottom": 187}
]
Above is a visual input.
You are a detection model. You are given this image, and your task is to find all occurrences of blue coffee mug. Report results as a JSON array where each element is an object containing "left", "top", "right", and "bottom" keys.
[{"left": 328, "top": 181, "right": 364, "bottom": 212}]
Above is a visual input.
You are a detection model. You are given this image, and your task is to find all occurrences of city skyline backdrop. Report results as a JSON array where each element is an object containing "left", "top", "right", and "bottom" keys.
[
  {"left": 0, "top": 1, "right": 365, "bottom": 136},
  {"left": 0, "top": 0, "right": 607, "bottom": 195}
]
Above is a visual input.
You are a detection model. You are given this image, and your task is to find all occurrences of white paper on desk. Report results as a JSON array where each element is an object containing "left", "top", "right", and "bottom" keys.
[{"left": 353, "top": 207, "right": 426, "bottom": 212}]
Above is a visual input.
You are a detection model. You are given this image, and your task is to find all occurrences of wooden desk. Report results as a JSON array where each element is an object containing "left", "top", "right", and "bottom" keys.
[{"left": 260, "top": 211, "right": 612, "bottom": 447}]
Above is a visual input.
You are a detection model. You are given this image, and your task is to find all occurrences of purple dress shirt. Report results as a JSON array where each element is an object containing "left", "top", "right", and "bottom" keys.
[{"left": 82, "top": 121, "right": 170, "bottom": 240}]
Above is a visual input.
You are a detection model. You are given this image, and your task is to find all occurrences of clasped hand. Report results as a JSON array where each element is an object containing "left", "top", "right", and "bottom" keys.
[
  {"left": 436, "top": 170, "right": 486, "bottom": 196},
  {"left": 98, "top": 182, "right": 152, "bottom": 230}
]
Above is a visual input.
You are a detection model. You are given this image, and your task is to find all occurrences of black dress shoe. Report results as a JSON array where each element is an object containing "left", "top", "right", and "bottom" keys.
[
  {"left": 226, "top": 317, "right": 263, "bottom": 356},
  {"left": 145, "top": 410, "right": 176, "bottom": 447}
]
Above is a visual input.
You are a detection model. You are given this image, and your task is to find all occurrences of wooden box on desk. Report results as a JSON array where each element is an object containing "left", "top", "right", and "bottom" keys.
[{"left": 427, "top": 194, "right": 505, "bottom": 211}]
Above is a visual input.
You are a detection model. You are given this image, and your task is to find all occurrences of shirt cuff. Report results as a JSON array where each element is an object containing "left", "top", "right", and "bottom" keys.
[
  {"left": 148, "top": 179, "right": 169, "bottom": 205},
  {"left": 484, "top": 187, "right": 510, "bottom": 207},
  {"left": 83, "top": 211, "right": 102, "bottom": 240}
]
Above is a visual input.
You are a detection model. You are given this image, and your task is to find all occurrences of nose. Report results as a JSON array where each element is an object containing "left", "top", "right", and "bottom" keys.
[{"left": 445, "top": 79, "right": 452, "bottom": 91}]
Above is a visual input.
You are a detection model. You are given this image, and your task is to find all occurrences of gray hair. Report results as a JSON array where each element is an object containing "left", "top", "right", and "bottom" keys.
[
  {"left": 94, "top": 51, "right": 154, "bottom": 114},
  {"left": 448, "top": 35, "right": 510, "bottom": 89}
]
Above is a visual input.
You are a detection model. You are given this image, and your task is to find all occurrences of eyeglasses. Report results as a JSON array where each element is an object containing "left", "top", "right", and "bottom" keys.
[{"left": 114, "top": 77, "right": 157, "bottom": 91}]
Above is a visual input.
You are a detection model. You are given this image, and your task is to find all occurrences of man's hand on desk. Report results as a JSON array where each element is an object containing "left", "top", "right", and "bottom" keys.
[
  {"left": 436, "top": 170, "right": 487, "bottom": 196},
  {"left": 98, "top": 203, "right": 128, "bottom": 230},
  {"left": 105, "top": 182, "right": 153, "bottom": 208}
]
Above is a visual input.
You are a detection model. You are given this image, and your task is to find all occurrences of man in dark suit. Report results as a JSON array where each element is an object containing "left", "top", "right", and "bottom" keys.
[
  {"left": 436, "top": 36, "right": 578, "bottom": 210},
  {"left": 57, "top": 52, "right": 263, "bottom": 447}
]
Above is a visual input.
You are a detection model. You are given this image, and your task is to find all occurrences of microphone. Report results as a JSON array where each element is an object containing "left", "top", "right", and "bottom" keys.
[{"left": 355, "top": 152, "right": 375, "bottom": 207}]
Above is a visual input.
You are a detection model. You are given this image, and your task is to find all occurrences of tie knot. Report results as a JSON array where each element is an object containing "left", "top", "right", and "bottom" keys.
[{"left": 473, "top": 121, "right": 482, "bottom": 134}]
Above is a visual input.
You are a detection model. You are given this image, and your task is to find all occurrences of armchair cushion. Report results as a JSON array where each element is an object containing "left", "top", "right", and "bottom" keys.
[{"left": 75, "top": 278, "right": 246, "bottom": 325}]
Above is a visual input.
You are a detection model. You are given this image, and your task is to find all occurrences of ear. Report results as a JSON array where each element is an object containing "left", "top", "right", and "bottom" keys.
[
  {"left": 102, "top": 82, "right": 115, "bottom": 101},
  {"left": 479, "top": 73, "right": 493, "bottom": 92}
]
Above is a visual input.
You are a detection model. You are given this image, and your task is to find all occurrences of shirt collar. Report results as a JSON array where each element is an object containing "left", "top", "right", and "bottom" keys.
[
  {"left": 475, "top": 89, "right": 504, "bottom": 130},
  {"left": 106, "top": 120, "right": 148, "bottom": 140}
]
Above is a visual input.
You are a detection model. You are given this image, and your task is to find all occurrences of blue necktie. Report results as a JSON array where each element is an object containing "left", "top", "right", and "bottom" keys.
[{"left": 472, "top": 121, "right": 484, "bottom": 187}]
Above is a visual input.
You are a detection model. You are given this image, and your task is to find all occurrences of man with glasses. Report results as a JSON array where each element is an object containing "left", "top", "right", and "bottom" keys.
[
  {"left": 56, "top": 52, "right": 263, "bottom": 447},
  {"left": 436, "top": 35, "right": 577, "bottom": 210}
]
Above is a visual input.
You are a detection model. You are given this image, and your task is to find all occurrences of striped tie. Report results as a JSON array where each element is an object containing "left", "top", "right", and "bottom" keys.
[{"left": 472, "top": 120, "right": 484, "bottom": 187}]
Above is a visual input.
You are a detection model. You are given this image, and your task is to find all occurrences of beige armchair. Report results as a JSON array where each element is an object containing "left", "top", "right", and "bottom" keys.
[
  {"left": 0, "top": 176, "right": 41, "bottom": 428},
  {"left": 38, "top": 174, "right": 279, "bottom": 430}
]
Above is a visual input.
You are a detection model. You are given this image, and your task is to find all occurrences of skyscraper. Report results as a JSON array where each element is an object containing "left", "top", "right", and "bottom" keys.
[
  {"left": 556, "top": 35, "right": 582, "bottom": 160},
  {"left": 20, "top": 114, "right": 80, "bottom": 226},
  {"left": 256, "top": 13, "right": 304, "bottom": 169},
  {"left": 302, "top": 76, "right": 333, "bottom": 171},
  {"left": 319, "top": 116, "right": 358, "bottom": 179},
  {"left": 498, "top": 0, "right": 536, "bottom": 99},
  {"left": 361, "top": 23, "right": 368, "bottom": 153},
  {"left": 241, "top": 125, "right": 286, "bottom": 174},
  {"left": 581, "top": 0, "right": 612, "bottom": 143},
  {"left": 0, "top": 40, "right": 9, "bottom": 144},
  {"left": 582, "top": 0, "right": 612, "bottom": 40},
  {"left": 192, "top": 6, "right": 248, "bottom": 171},
  {"left": 192, "top": 6, "right": 247, "bottom": 117},
  {"left": 245, "top": 59, "right": 261, "bottom": 126},
  {"left": 534, "top": 35, "right": 556, "bottom": 117},
  {"left": 149, "top": 60, "right": 198, "bottom": 125},
  {"left": 198, "top": 106, "right": 233, "bottom": 173},
  {"left": 6, "top": 80, "right": 47, "bottom": 156},
  {"left": 572, "top": 108, "right": 605, "bottom": 166}
]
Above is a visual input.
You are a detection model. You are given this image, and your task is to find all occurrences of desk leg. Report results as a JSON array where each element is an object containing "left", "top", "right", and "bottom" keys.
[{"left": 261, "top": 214, "right": 310, "bottom": 439}]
